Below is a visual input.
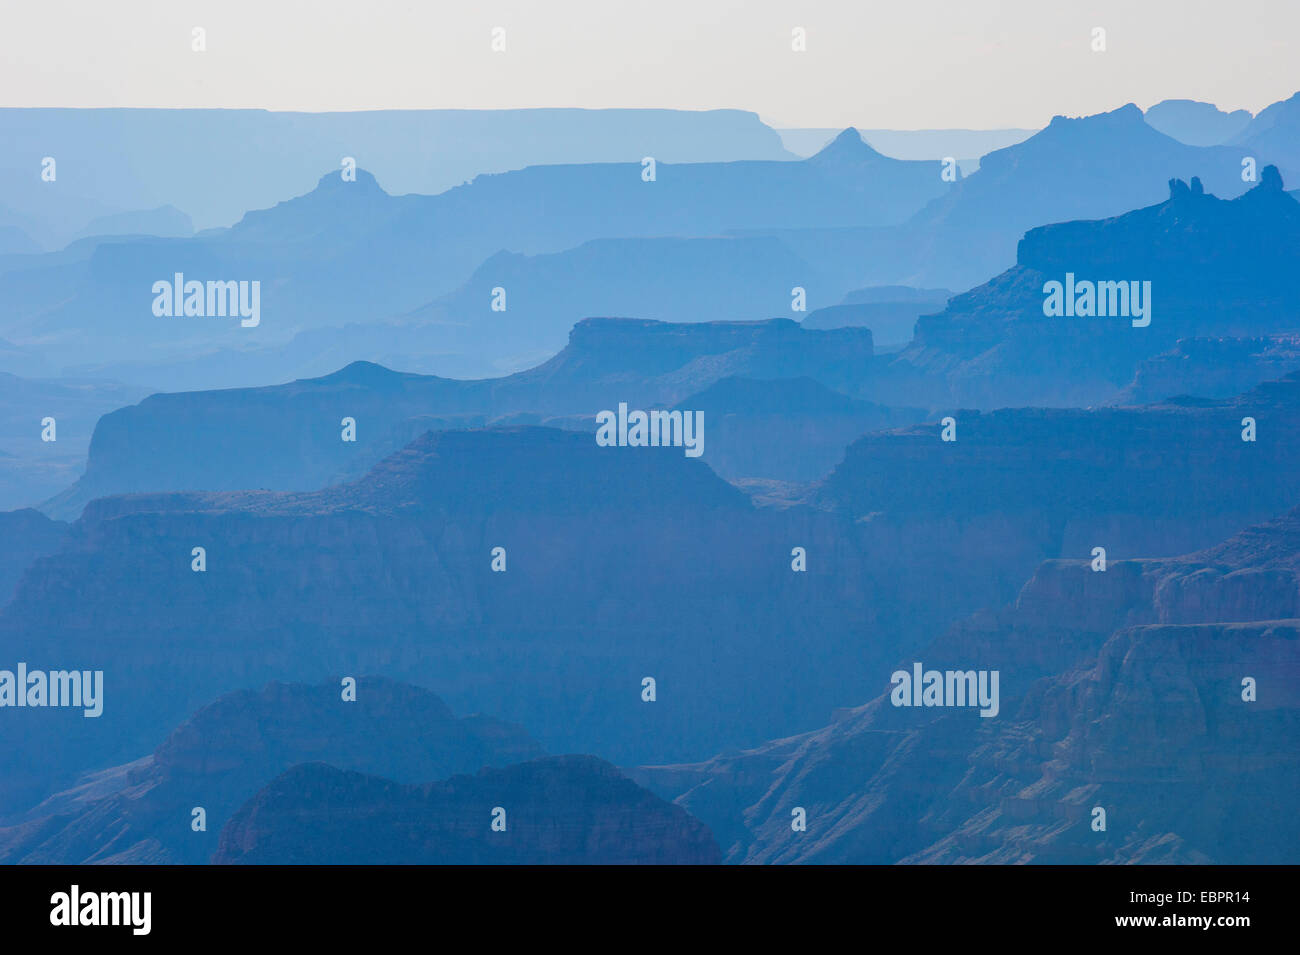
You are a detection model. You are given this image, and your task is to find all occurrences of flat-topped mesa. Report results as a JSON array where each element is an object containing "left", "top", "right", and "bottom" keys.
[
  {"left": 342, "top": 425, "right": 752, "bottom": 515},
  {"left": 817, "top": 372, "right": 1300, "bottom": 539},
  {"left": 73, "top": 425, "right": 753, "bottom": 524},
  {"left": 48, "top": 314, "right": 878, "bottom": 518}
]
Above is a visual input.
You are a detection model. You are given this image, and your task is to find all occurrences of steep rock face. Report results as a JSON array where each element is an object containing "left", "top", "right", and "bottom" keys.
[
  {"left": 1116, "top": 336, "right": 1300, "bottom": 405},
  {"left": 821, "top": 374, "right": 1300, "bottom": 562},
  {"left": 0, "top": 371, "right": 147, "bottom": 511},
  {"left": 0, "top": 508, "right": 67, "bottom": 608},
  {"left": 635, "top": 508, "right": 1300, "bottom": 864},
  {"left": 884, "top": 170, "right": 1300, "bottom": 408},
  {"left": 801, "top": 285, "right": 951, "bottom": 346},
  {"left": 213, "top": 756, "right": 720, "bottom": 865},
  {"left": 499, "top": 317, "right": 874, "bottom": 412},
  {"left": 909, "top": 619, "right": 1299, "bottom": 864},
  {"left": 0, "top": 677, "right": 541, "bottom": 863}
]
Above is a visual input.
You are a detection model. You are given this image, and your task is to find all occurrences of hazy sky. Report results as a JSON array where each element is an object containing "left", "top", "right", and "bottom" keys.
[{"left": 5, "top": 0, "right": 1297, "bottom": 128}]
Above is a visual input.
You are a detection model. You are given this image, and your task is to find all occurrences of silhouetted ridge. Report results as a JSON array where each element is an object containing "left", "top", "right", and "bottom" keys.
[
  {"left": 1015, "top": 165, "right": 1299, "bottom": 274},
  {"left": 230, "top": 166, "right": 397, "bottom": 239},
  {"left": 350, "top": 426, "right": 748, "bottom": 515},
  {"left": 818, "top": 371, "right": 1300, "bottom": 520},
  {"left": 73, "top": 425, "right": 752, "bottom": 523},
  {"left": 44, "top": 315, "right": 878, "bottom": 518},
  {"left": 313, "top": 360, "right": 428, "bottom": 391},
  {"left": 1145, "top": 99, "right": 1253, "bottom": 146},
  {"left": 557, "top": 316, "right": 871, "bottom": 375},
  {"left": 213, "top": 755, "right": 721, "bottom": 865},
  {"left": 0, "top": 677, "right": 542, "bottom": 864},
  {"left": 1046, "top": 102, "right": 1146, "bottom": 132},
  {"left": 1168, "top": 175, "right": 1206, "bottom": 198},
  {"left": 310, "top": 166, "right": 385, "bottom": 193},
  {"left": 807, "top": 127, "right": 887, "bottom": 163},
  {"left": 679, "top": 376, "right": 864, "bottom": 415}
]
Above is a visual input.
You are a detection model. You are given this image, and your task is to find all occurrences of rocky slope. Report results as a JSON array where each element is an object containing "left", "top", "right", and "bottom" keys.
[
  {"left": 635, "top": 508, "right": 1300, "bottom": 863},
  {"left": 4, "top": 367, "right": 1297, "bottom": 816},
  {"left": 213, "top": 755, "right": 720, "bottom": 865},
  {"left": 0, "top": 508, "right": 66, "bottom": 608},
  {"left": 0, "top": 677, "right": 542, "bottom": 863},
  {"left": 876, "top": 167, "right": 1300, "bottom": 408},
  {"left": 1115, "top": 336, "right": 1300, "bottom": 405}
]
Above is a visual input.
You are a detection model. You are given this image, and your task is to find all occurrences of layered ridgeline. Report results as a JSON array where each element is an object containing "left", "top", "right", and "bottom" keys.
[
  {"left": 0, "top": 108, "right": 794, "bottom": 242},
  {"left": 212, "top": 756, "right": 720, "bottom": 865},
  {"left": 634, "top": 507, "right": 1300, "bottom": 865},
  {"left": 0, "top": 678, "right": 542, "bottom": 863},
  {"left": 4, "top": 101, "right": 1295, "bottom": 390},
  {"left": 24, "top": 148, "right": 1299, "bottom": 514},
  {"left": 1229, "top": 90, "right": 1300, "bottom": 182},
  {"left": 1118, "top": 336, "right": 1300, "bottom": 406},
  {"left": 868, "top": 165, "right": 1300, "bottom": 409},
  {"left": 47, "top": 152, "right": 1300, "bottom": 519},
  {"left": 2, "top": 375, "right": 1296, "bottom": 814},
  {"left": 1143, "top": 99, "right": 1254, "bottom": 147},
  {"left": 0, "top": 131, "right": 948, "bottom": 383},
  {"left": 0, "top": 426, "right": 880, "bottom": 811},
  {"left": 747, "top": 103, "right": 1267, "bottom": 294},
  {"left": 44, "top": 318, "right": 879, "bottom": 517},
  {"left": 669, "top": 377, "right": 922, "bottom": 482},
  {"left": 800, "top": 285, "right": 952, "bottom": 347}
]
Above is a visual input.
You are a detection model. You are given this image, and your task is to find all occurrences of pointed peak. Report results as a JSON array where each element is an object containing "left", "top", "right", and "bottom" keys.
[
  {"left": 808, "top": 127, "right": 885, "bottom": 162},
  {"left": 313, "top": 360, "right": 411, "bottom": 388}
]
